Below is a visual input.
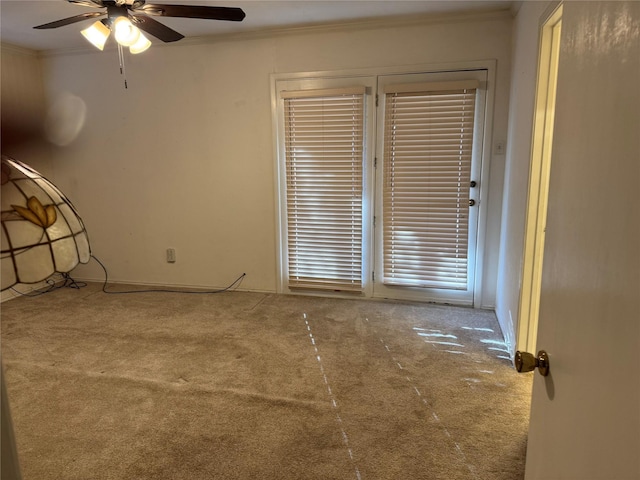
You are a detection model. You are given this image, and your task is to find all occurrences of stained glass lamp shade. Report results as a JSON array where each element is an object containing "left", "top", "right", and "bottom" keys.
[{"left": 1, "top": 155, "right": 91, "bottom": 291}]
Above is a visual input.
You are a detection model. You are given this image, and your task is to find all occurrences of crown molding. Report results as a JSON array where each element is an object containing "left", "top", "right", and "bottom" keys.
[
  {"left": 186, "top": 7, "right": 512, "bottom": 46},
  {"left": 39, "top": 7, "right": 512, "bottom": 58},
  {"left": 1, "top": 42, "right": 40, "bottom": 57}
]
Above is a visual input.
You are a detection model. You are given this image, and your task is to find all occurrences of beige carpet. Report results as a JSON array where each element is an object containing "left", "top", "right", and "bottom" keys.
[{"left": 1, "top": 283, "right": 532, "bottom": 479}]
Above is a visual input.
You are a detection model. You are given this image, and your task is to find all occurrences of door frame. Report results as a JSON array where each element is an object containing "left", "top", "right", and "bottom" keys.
[
  {"left": 270, "top": 60, "right": 497, "bottom": 306},
  {"left": 517, "top": 2, "right": 563, "bottom": 353}
]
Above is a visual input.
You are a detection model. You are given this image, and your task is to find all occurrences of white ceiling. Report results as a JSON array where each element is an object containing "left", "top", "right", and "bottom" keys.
[{"left": 0, "top": 0, "right": 514, "bottom": 52}]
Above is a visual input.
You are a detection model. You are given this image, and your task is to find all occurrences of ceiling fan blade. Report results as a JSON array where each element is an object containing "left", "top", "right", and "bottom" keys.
[
  {"left": 139, "top": 4, "right": 245, "bottom": 22},
  {"left": 67, "top": 0, "right": 105, "bottom": 7},
  {"left": 34, "top": 12, "right": 105, "bottom": 29},
  {"left": 131, "top": 15, "right": 184, "bottom": 43}
]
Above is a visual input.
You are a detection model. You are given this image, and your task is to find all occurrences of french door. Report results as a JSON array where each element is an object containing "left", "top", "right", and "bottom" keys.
[
  {"left": 275, "top": 68, "right": 488, "bottom": 305},
  {"left": 373, "top": 70, "right": 487, "bottom": 305}
]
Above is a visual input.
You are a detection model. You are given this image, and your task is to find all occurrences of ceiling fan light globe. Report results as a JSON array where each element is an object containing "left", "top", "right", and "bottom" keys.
[
  {"left": 80, "top": 21, "right": 110, "bottom": 50},
  {"left": 114, "top": 17, "right": 140, "bottom": 47},
  {"left": 130, "top": 33, "right": 151, "bottom": 54}
]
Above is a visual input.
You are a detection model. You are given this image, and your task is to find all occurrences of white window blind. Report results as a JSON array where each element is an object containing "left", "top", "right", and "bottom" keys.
[
  {"left": 282, "top": 87, "right": 365, "bottom": 292},
  {"left": 382, "top": 81, "right": 478, "bottom": 290}
]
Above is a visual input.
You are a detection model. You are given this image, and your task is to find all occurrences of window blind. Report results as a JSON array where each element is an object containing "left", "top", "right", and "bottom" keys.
[
  {"left": 382, "top": 82, "right": 477, "bottom": 290},
  {"left": 283, "top": 87, "right": 365, "bottom": 292}
]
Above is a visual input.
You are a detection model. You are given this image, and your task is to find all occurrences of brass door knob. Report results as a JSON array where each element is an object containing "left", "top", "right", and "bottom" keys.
[{"left": 515, "top": 350, "right": 550, "bottom": 376}]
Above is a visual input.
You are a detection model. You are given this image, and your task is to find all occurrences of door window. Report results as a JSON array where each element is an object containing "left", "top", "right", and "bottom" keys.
[{"left": 282, "top": 87, "right": 366, "bottom": 292}]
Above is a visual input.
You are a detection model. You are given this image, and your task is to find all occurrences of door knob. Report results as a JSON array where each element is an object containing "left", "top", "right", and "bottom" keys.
[{"left": 515, "top": 350, "right": 550, "bottom": 376}]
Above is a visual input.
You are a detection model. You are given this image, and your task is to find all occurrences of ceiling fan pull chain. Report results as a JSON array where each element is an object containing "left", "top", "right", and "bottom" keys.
[{"left": 117, "top": 43, "right": 128, "bottom": 89}]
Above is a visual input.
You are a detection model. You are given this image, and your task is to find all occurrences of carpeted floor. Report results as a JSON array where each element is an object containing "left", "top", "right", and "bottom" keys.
[{"left": 1, "top": 283, "right": 533, "bottom": 479}]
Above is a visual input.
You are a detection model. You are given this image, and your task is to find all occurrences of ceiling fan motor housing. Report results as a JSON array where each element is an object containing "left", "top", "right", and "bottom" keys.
[{"left": 106, "top": 4, "right": 129, "bottom": 24}]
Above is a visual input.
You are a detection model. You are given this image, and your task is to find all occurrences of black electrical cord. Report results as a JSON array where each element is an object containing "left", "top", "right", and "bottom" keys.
[
  {"left": 91, "top": 255, "right": 246, "bottom": 295},
  {"left": 9, "top": 257, "right": 246, "bottom": 297},
  {"left": 10, "top": 273, "right": 87, "bottom": 297}
]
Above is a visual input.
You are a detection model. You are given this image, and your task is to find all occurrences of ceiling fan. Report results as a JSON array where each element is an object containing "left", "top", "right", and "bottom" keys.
[
  {"left": 34, "top": 0, "right": 246, "bottom": 48},
  {"left": 34, "top": 1, "right": 246, "bottom": 87}
]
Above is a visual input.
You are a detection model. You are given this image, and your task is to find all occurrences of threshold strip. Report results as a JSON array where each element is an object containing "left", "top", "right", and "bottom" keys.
[{"left": 303, "top": 313, "right": 362, "bottom": 480}]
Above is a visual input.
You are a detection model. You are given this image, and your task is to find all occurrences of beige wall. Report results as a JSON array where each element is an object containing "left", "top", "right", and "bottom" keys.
[
  {"left": 13, "top": 12, "right": 513, "bottom": 305},
  {"left": 1, "top": 44, "right": 52, "bottom": 175}
]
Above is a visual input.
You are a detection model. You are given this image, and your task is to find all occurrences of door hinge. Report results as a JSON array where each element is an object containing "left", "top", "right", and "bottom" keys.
[
  {"left": 374, "top": 157, "right": 377, "bottom": 168},
  {"left": 372, "top": 271, "right": 375, "bottom": 282},
  {"left": 373, "top": 216, "right": 376, "bottom": 227},
  {"left": 375, "top": 94, "right": 379, "bottom": 107}
]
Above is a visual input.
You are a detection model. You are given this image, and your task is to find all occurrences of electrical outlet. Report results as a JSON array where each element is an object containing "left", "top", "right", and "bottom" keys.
[{"left": 166, "top": 248, "right": 176, "bottom": 263}]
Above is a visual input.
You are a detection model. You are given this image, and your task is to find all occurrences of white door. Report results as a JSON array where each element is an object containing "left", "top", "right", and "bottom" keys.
[
  {"left": 524, "top": 2, "right": 640, "bottom": 479},
  {"left": 274, "top": 76, "right": 377, "bottom": 296},
  {"left": 373, "top": 70, "right": 488, "bottom": 305}
]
